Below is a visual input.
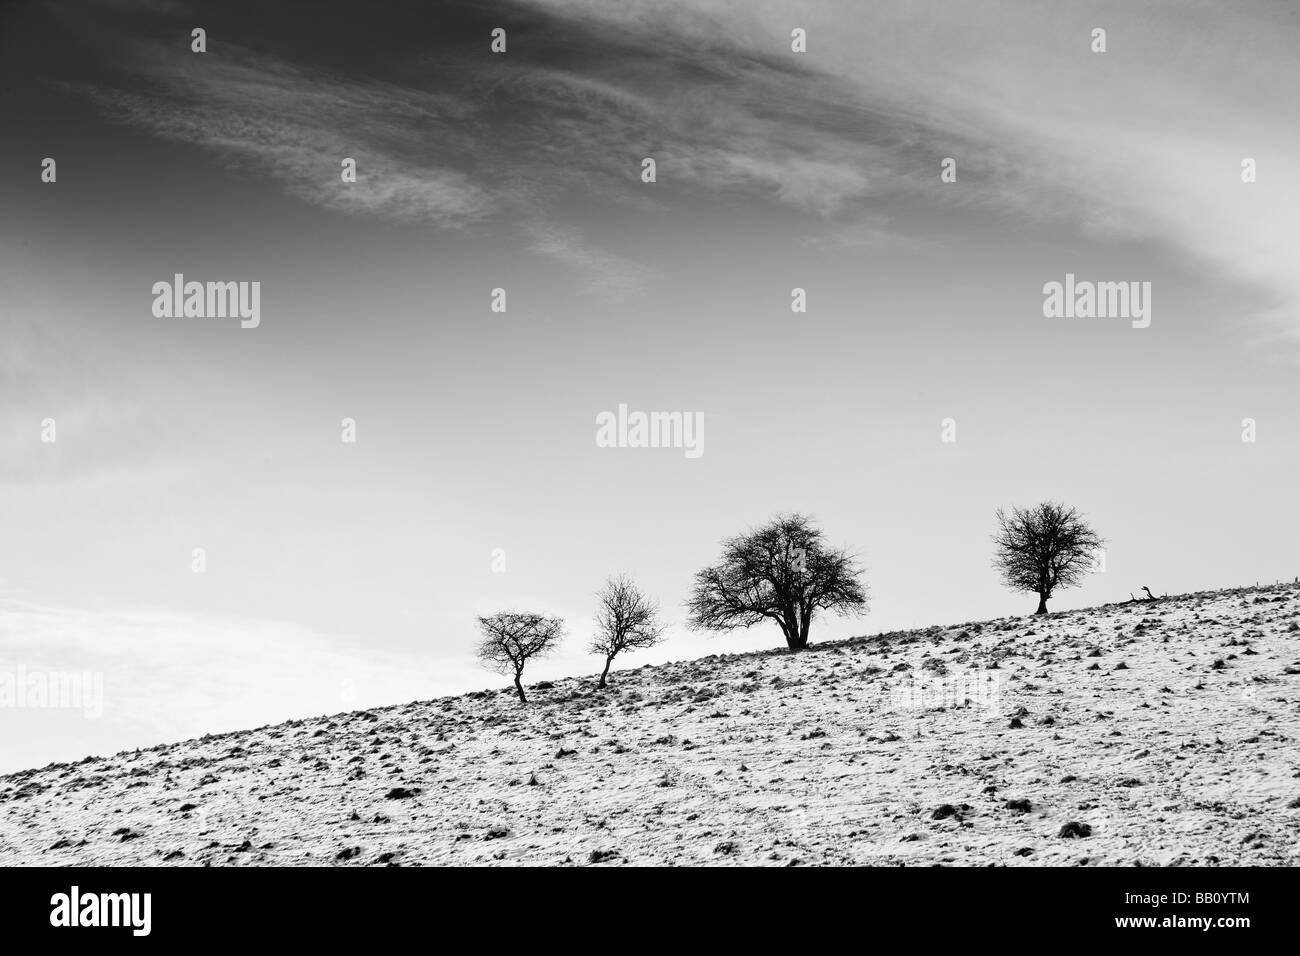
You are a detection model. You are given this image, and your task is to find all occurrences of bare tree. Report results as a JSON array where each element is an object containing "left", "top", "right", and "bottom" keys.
[
  {"left": 590, "top": 574, "right": 665, "bottom": 688},
  {"left": 686, "top": 513, "right": 868, "bottom": 650},
  {"left": 475, "top": 611, "right": 564, "bottom": 703},
  {"left": 992, "top": 501, "right": 1104, "bottom": 615}
]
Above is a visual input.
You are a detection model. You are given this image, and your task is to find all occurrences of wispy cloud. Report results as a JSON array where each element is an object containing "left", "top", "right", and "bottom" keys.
[
  {"left": 52, "top": 0, "right": 1300, "bottom": 332},
  {"left": 62, "top": 9, "right": 954, "bottom": 297},
  {"left": 522, "top": 223, "right": 650, "bottom": 300},
  {"left": 0, "top": 597, "right": 478, "bottom": 772},
  {"left": 77, "top": 53, "right": 492, "bottom": 226},
  {"left": 524, "top": 0, "right": 1300, "bottom": 341}
]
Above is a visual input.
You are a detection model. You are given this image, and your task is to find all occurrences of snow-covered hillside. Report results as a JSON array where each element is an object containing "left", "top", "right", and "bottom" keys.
[{"left": 3, "top": 584, "right": 1297, "bottom": 866}]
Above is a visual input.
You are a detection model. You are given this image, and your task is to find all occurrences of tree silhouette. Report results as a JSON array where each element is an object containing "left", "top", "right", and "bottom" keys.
[
  {"left": 590, "top": 574, "right": 665, "bottom": 688},
  {"left": 475, "top": 611, "right": 564, "bottom": 703},
  {"left": 992, "top": 501, "right": 1104, "bottom": 614},
  {"left": 686, "top": 513, "right": 867, "bottom": 650}
]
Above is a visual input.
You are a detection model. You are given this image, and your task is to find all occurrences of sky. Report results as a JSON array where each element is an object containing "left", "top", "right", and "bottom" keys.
[{"left": 1, "top": 0, "right": 1297, "bottom": 772}]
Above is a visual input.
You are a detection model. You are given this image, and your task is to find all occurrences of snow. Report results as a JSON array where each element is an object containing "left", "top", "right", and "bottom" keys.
[{"left": 2, "top": 583, "right": 1297, "bottom": 866}]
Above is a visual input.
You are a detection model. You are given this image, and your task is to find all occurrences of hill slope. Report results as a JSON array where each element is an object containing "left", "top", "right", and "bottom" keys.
[{"left": 3, "top": 584, "right": 1299, "bottom": 866}]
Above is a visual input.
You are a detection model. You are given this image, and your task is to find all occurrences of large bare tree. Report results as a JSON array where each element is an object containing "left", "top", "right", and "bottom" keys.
[
  {"left": 686, "top": 513, "right": 868, "bottom": 650},
  {"left": 590, "top": 574, "right": 665, "bottom": 688},
  {"left": 992, "top": 501, "right": 1104, "bottom": 615},
  {"left": 475, "top": 611, "right": 564, "bottom": 703}
]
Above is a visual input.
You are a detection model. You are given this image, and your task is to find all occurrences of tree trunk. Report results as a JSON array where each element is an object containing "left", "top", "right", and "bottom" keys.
[
  {"left": 780, "top": 607, "right": 807, "bottom": 650},
  {"left": 1035, "top": 593, "right": 1048, "bottom": 615},
  {"left": 514, "top": 673, "right": 527, "bottom": 703},
  {"left": 598, "top": 655, "right": 613, "bottom": 689}
]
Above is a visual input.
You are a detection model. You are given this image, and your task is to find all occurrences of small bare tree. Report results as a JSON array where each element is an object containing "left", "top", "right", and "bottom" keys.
[
  {"left": 686, "top": 513, "right": 868, "bottom": 650},
  {"left": 992, "top": 501, "right": 1104, "bottom": 615},
  {"left": 475, "top": 611, "right": 564, "bottom": 703},
  {"left": 590, "top": 574, "right": 665, "bottom": 688}
]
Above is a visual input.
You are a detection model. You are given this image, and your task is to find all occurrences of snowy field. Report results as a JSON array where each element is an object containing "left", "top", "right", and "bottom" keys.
[{"left": 2, "top": 583, "right": 1297, "bottom": 866}]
